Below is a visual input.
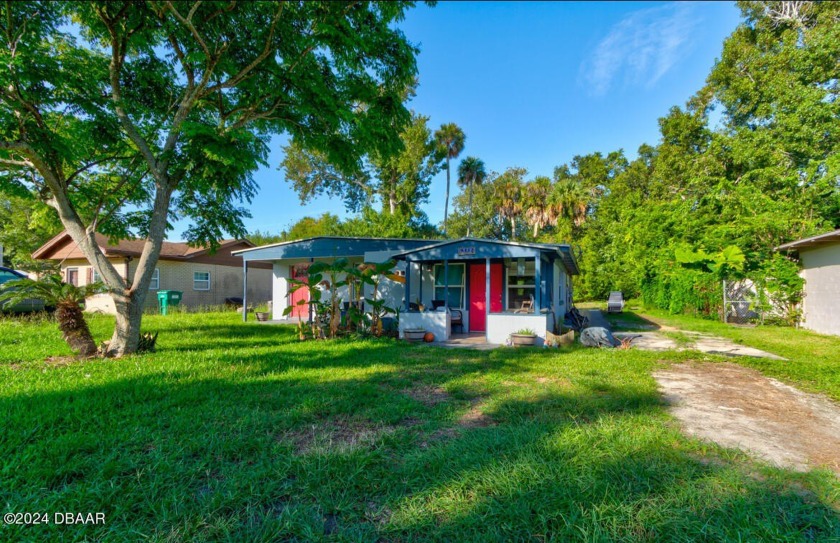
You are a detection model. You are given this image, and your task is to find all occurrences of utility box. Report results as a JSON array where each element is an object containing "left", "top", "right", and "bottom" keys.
[{"left": 157, "top": 290, "right": 183, "bottom": 316}]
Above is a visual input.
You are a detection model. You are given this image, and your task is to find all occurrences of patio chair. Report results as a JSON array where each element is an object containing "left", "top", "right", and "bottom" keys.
[
  {"left": 514, "top": 295, "right": 534, "bottom": 314},
  {"left": 450, "top": 308, "right": 464, "bottom": 333},
  {"left": 607, "top": 291, "right": 624, "bottom": 313}
]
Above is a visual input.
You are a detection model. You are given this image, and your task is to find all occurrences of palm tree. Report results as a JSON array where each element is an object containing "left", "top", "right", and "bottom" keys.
[
  {"left": 496, "top": 175, "right": 524, "bottom": 240},
  {"left": 551, "top": 179, "right": 591, "bottom": 241},
  {"left": 523, "top": 176, "right": 558, "bottom": 239},
  {"left": 0, "top": 274, "right": 105, "bottom": 356},
  {"left": 434, "top": 123, "right": 466, "bottom": 236},
  {"left": 457, "top": 156, "right": 487, "bottom": 236}
]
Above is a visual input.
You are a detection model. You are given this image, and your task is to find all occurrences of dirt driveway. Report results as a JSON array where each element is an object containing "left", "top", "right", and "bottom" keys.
[{"left": 654, "top": 362, "right": 840, "bottom": 474}]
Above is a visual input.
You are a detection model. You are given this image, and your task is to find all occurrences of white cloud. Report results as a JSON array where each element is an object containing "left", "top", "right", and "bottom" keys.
[{"left": 582, "top": 3, "right": 700, "bottom": 96}]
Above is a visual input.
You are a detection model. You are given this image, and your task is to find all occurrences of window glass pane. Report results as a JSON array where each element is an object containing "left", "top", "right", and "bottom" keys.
[
  {"left": 149, "top": 269, "right": 159, "bottom": 290},
  {"left": 434, "top": 287, "right": 463, "bottom": 308},
  {"left": 194, "top": 271, "right": 210, "bottom": 290},
  {"left": 433, "top": 264, "right": 464, "bottom": 286}
]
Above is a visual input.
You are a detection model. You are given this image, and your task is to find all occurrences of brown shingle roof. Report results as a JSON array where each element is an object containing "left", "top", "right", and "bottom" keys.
[{"left": 33, "top": 231, "right": 252, "bottom": 260}]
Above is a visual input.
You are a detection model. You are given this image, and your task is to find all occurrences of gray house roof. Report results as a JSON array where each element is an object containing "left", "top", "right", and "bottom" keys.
[
  {"left": 390, "top": 237, "right": 579, "bottom": 275},
  {"left": 232, "top": 236, "right": 440, "bottom": 261},
  {"left": 776, "top": 229, "right": 840, "bottom": 251},
  {"left": 234, "top": 236, "right": 580, "bottom": 275}
]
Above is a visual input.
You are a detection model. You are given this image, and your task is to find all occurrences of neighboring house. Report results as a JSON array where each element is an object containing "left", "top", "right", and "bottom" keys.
[
  {"left": 32, "top": 232, "right": 272, "bottom": 314},
  {"left": 776, "top": 229, "right": 840, "bottom": 336},
  {"left": 233, "top": 236, "right": 579, "bottom": 346}
]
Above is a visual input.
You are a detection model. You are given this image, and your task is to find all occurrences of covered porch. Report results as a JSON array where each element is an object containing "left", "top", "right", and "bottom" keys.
[{"left": 393, "top": 238, "right": 578, "bottom": 346}]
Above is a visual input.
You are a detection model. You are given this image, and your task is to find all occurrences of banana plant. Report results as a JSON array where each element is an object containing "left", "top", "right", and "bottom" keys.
[
  {"left": 283, "top": 266, "right": 324, "bottom": 340},
  {"left": 359, "top": 260, "right": 398, "bottom": 337}
]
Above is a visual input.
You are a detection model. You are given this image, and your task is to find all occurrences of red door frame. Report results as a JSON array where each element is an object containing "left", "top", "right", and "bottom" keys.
[
  {"left": 469, "top": 263, "right": 503, "bottom": 332},
  {"left": 289, "top": 265, "right": 310, "bottom": 318}
]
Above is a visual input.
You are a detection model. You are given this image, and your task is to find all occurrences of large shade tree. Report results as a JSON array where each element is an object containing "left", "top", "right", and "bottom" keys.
[
  {"left": 0, "top": 1, "right": 423, "bottom": 355},
  {"left": 434, "top": 122, "right": 465, "bottom": 235},
  {"left": 281, "top": 112, "right": 443, "bottom": 217},
  {"left": 456, "top": 156, "right": 486, "bottom": 236}
]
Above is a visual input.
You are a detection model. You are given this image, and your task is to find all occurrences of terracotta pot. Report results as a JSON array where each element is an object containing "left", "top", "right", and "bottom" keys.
[
  {"left": 423, "top": 332, "right": 435, "bottom": 343},
  {"left": 510, "top": 333, "right": 537, "bottom": 346}
]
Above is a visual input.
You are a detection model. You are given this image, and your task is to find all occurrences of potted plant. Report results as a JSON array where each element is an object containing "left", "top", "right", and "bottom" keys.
[
  {"left": 510, "top": 328, "right": 537, "bottom": 346},
  {"left": 403, "top": 328, "right": 427, "bottom": 342},
  {"left": 254, "top": 304, "right": 271, "bottom": 322}
]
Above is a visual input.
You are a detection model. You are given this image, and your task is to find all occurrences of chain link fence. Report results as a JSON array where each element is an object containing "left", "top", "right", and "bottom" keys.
[{"left": 722, "top": 279, "right": 762, "bottom": 324}]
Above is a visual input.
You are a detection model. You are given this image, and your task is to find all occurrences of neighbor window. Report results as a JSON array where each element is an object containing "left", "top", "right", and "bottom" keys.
[
  {"left": 193, "top": 271, "right": 210, "bottom": 291},
  {"left": 433, "top": 263, "right": 465, "bottom": 308},
  {"left": 66, "top": 268, "right": 79, "bottom": 286},
  {"left": 506, "top": 259, "right": 535, "bottom": 311},
  {"left": 149, "top": 268, "right": 160, "bottom": 290},
  {"left": 91, "top": 269, "right": 101, "bottom": 284}
]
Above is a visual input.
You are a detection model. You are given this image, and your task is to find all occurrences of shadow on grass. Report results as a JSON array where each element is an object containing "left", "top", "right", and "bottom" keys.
[
  {"left": 603, "top": 310, "right": 662, "bottom": 332},
  {"left": 2, "top": 338, "right": 838, "bottom": 542}
]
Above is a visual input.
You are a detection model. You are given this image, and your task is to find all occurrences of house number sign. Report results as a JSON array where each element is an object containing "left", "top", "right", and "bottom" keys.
[{"left": 457, "top": 247, "right": 476, "bottom": 256}]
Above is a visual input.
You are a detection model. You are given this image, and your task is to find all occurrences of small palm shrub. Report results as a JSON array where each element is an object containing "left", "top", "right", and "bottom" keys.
[{"left": 0, "top": 274, "right": 105, "bottom": 356}]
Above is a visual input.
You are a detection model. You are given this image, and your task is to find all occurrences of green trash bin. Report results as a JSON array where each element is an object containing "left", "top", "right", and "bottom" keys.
[{"left": 157, "top": 290, "right": 183, "bottom": 316}]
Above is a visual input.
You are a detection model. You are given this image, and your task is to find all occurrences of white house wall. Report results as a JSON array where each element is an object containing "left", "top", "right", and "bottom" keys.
[
  {"left": 271, "top": 263, "right": 289, "bottom": 320},
  {"left": 487, "top": 314, "right": 547, "bottom": 346},
  {"left": 800, "top": 244, "right": 840, "bottom": 336}
]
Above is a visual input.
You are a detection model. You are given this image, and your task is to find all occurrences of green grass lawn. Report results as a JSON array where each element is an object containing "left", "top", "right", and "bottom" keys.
[{"left": 2, "top": 312, "right": 839, "bottom": 542}]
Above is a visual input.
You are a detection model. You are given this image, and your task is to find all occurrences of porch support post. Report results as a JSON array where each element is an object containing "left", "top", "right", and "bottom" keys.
[
  {"left": 405, "top": 258, "right": 412, "bottom": 311},
  {"left": 534, "top": 255, "right": 541, "bottom": 313},
  {"left": 485, "top": 257, "right": 490, "bottom": 342},
  {"left": 443, "top": 259, "right": 449, "bottom": 309},
  {"left": 242, "top": 259, "right": 248, "bottom": 322},
  {"left": 418, "top": 263, "right": 422, "bottom": 307},
  {"left": 308, "top": 257, "right": 314, "bottom": 324}
]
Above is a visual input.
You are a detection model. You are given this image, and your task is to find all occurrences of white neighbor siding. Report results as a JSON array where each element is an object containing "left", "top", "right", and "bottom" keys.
[{"left": 799, "top": 244, "right": 840, "bottom": 336}]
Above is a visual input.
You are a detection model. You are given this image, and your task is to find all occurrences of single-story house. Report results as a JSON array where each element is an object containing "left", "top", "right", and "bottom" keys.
[
  {"left": 776, "top": 229, "right": 840, "bottom": 336},
  {"left": 33, "top": 232, "right": 272, "bottom": 313},
  {"left": 233, "top": 236, "right": 579, "bottom": 345}
]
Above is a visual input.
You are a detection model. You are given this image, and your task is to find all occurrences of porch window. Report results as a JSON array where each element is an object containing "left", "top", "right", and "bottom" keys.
[
  {"left": 506, "top": 259, "right": 535, "bottom": 311},
  {"left": 433, "top": 263, "right": 464, "bottom": 308}
]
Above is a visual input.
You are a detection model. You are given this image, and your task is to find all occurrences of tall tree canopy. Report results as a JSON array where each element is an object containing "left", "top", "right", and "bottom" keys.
[
  {"left": 281, "top": 112, "right": 443, "bottom": 217},
  {"left": 573, "top": 0, "right": 839, "bottom": 317},
  {"left": 0, "top": 0, "right": 425, "bottom": 354}
]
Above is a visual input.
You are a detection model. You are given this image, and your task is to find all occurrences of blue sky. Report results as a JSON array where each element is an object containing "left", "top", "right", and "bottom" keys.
[{"left": 206, "top": 1, "right": 742, "bottom": 238}]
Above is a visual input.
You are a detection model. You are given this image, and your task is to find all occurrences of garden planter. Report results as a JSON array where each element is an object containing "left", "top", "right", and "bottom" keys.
[
  {"left": 557, "top": 329, "right": 575, "bottom": 346},
  {"left": 510, "top": 333, "right": 537, "bottom": 346},
  {"left": 255, "top": 311, "right": 270, "bottom": 322},
  {"left": 404, "top": 329, "right": 427, "bottom": 342}
]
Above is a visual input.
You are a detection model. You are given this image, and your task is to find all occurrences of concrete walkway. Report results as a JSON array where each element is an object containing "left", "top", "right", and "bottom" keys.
[{"left": 586, "top": 309, "right": 784, "bottom": 360}]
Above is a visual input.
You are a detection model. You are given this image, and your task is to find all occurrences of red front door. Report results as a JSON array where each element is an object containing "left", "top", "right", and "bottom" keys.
[
  {"left": 469, "top": 263, "right": 503, "bottom": 332},
  {"left": 289, "top": 265, "right": 310, "bottom": 318}
]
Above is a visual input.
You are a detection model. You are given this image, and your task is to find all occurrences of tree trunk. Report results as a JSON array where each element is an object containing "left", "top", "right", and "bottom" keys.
[
  {"left": 467, "top": 175, "right": 475, "bottom": 236},
  {"left": 56, "top": 300, "right": 98, "bottom": 357},
  {"left": 106, "top": 189, "right": 172, "bottom": 356},
  {"left": 108, "top": 288, "right": 146, "bottom": 356},
  {"left": 533, "top": 222, "right": 539, "bottom": 239},
  {"left": 389, "top": 187, "right": 397, "bottom": 215},
  {"left": 443, "top": 155, "right": 451, "bottom": 235}
]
